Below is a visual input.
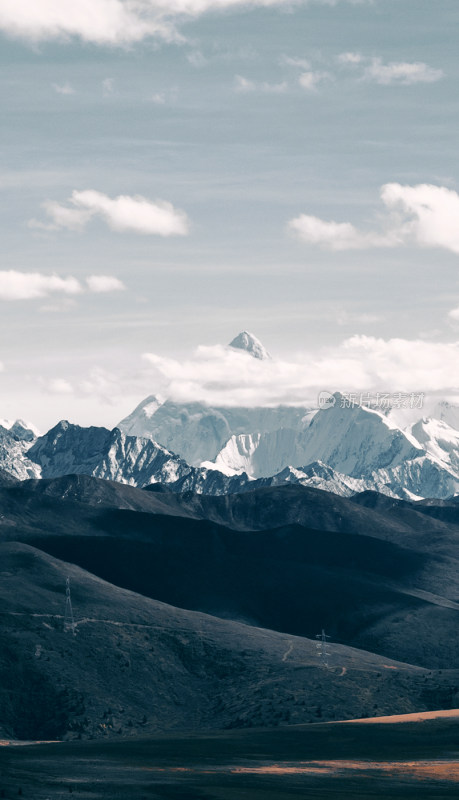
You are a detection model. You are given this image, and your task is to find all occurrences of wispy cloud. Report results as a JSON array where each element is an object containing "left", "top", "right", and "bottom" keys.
[
  {"left": 286, "top": 50, "right": 442, "bottom": 94},
  {"left": 0, "top": 271, "right": 125, "bottom": 301},
  {"left": 234, "top": 74, "right": 288, "bottom": 94},
  {"left": 150, "top": 92, "right": 167, "bottom": 104},
  {"left": 337, "top": 52, "right": 444, "bottom": 85},
  {"left": 336, "top": 310, "right": 384, "bottom": 326},
  {"left": 298, "top": 70, "right": 331, "bottom": 91},
  {"left": 289, "top": 183, "right": 459, "bottom": 254},
  {"left": 86, "top": 275, "right": 125, "bottom": 293},
  {"left": 30, "top": 189, "right": 190, "bottom": 237},
  {"left": 364, "top": 58, "right": 444, "bottom": 85},
  {"left": 52, "top": 82, "right": 75, "bottom": 95},
  {"left": 150, "top": 87, "right": 178, "bottom": 105},
  {"left": 288, "top": 215, "right": 397, "bottom": 251},
  {"left": 102, "top": 77, "right": 115, "bottom": 96},
  {"left": 47, "top": 378, "right": 73, "bottom": 394},
  {"left": 337, "top": 51, "right": 363, "bottom": 65},
  {"left": 187, "top": 50, "right": 208, "bottom": 68},
  {"left": 280, "top": 55, "right": 311, "bottom": 69}
]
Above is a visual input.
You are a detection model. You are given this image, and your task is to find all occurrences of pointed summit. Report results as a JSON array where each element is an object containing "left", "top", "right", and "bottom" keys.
[{"left": 228, "top": 331, "right": 271, "bottom": 360}]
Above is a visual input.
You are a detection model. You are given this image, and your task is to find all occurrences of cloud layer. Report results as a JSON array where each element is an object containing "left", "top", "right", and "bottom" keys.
[
  {"left": 0, "top": 271, "right": 125, "bottom": 300},
  {"left": 142, "top": 335, "right": 459, "bottom": 408},
  {"left": 30, "top": 190, "right": 190, "bottom": 237},
  {"left": 0, "top": 1, "right": 352, "bottom": 46},
  {"left": 289, "top": 183, "right": 459, "bottom": 253},
  {"left": 237, "top": 51, "right": 443, "bottom": 97},
  {"left": 337, "top": 52, "right": 444, "bottom": 85},
  {"left": 363, "top": 58, "right": 444, "bottom": 86}
]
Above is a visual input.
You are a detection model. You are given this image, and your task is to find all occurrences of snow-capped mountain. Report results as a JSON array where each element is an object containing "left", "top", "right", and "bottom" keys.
[
  {"left": 205, "top": 399, "right": 422, "bottom": 478},
  {"left": 1, "top": 412, "right": 459, "bottom": 499},
  {"left": 22, "top": 420, "right": 248, "bottom": 493},
  {"left": 117, "top": 331, "right": 312, "bottom": 465},
  {"left": 0, "top": 418, "right": 39, "bottom": 441},
  {"left": 198, "top": 396, "right": 459, "bottom": 498},
  {"left": 27, "top": 421, "right": 195, "bottom": 487},
  {"left": 254, "top": 462, "right": 370, "bottom": 497},
  {"left": 201, "top": 428, "right": 309, "bottom": 478},
  {"left": 228, "top": 330, "right": 271, "bottom": 360},
  {"left": 113, "top": 331, "right": 459, "bottom": 499},
  {"left": 432, "top": 401, "right": 459, "bottom": 433},
  {"left": 118, "top": 397, "right": 312, "bottom": 466},
  {"left": 409, "top": 417, "right": 459, "bottom": 475},
  {"left": 2, "top": 332, "right": 459, "bottom": 500},
  {"left": 0, "top": 423, "right": 40, "bottom": 481}
]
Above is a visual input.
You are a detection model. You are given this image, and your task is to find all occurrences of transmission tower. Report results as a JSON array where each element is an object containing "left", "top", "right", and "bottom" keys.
[
  {"left": 315, "top": 629, "right": 331, "bottom": 668},
  {"left": 64, "top": 577, "right": 76, "bottom": 635}
]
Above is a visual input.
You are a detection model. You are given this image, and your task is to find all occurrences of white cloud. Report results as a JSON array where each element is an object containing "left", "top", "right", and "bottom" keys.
[
  {"left": 0, "top": 270, "right": 126, "bottom": 301},
  {"left": 48, "top": 378, "right": 73, "bottom": 394},
  {"left": 31, "top": 189, "right": 190, "bottom": 237},
  {"left": 42, "top": 367, "right": 123, "bottom": 403},
  {"left": 336, "top": 310, "right": 383, "bottom": 326},
  {"left": 77, "top": 367, "right": 121, "bottom": 404},
  {"left": 234, "top": 75, "right": 256, "bottom": 92},
  {"left": 340, "top": 335, "right": 459, "bottom": 393},
  {"left": 187, "top": 50, "right": 208, "bottom": 68},
  {"left": 150, "top": 88, "right": 178, "bottom": 104},
  {"left": 0, "top": 1, "right": 358, "bottom": 47},
  {"left": 380, "top": 183, "right": 459, "bottom": 254},
  {"left": 337, "top": 51, "right": 363, "bottom": 65},
  {"left": 336, "top": 53, "right": 444, "bottom": 86},
  {"left": 142, "top": 335, "right": 459, "bottom": 407},
  {"left": 298, "top": 70, "right": 330, "bottom": 91},
  {"left": 0, "top": 271, "right": 82, "bottom": 301},
  {"left": 30, "top": 200, "right": 92, "bottom": 232},
  {"left": 364, "top": 58, "right": 443, "bottom": 85},
  {"left": 0, "top": 0, "right": 175, "bottom": 45},
  {"left": 289, "top": 183, "right": 459, "bottom": 253},
  {"left": 234, "top": 74, "right": 288, "bottom": 94},
  {"left": 39, "top": 298, "right": 78, "bottom": 314},
  {"left": 102, "top": 77, "right": 115, "bottom": 96},
  {"left": 86, "top": 275, "right": 125, "bottom": 293},
  {"left": 448, "top": 307, "right": 459, "bottom": 324},
  {"left": 52, "top": 82, "right": 75, "bottom": 95},
  {"left": 151, "top": 92, "right": 166, "bottom": 104},
  {"left": 288, "top": 214, "right": 396, "bottom": 250},
  {"left": 280, "top": 55, "right": 311, "bottom": 69}
]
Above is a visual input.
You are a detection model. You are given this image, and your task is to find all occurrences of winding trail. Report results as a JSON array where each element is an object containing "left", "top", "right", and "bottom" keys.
[{"left": 281, "top": 640, "right": 294, "bottom": 662}]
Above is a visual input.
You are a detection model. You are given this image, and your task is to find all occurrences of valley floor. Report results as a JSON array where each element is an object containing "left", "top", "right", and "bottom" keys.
[{"left": 1, "top": 715, "right": 459, "bottom": 799}]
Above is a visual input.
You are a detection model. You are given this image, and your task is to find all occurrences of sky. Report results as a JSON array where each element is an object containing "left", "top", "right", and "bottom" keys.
[{"left": 1, "top": 0, "right": 459, "bottom": 430}]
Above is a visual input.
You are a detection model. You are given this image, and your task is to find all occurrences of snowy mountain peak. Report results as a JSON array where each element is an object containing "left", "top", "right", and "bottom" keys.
[
  {"left": 228, "top": 331, "right": 271, "bottom": 360},
  {"left": 0, "top": 418, "right": 39, "bottom": 441},
  {"left": 432, "top": 401, "right": 459, "bottom": 432}
]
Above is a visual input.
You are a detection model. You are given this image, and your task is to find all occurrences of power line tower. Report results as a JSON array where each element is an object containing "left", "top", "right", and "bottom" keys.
[
  {"left": 64, "top": 577, "right": 76, "bottom": 635},
  {"left": 315, "top": 629, "right": 331, "bottom": 668}
]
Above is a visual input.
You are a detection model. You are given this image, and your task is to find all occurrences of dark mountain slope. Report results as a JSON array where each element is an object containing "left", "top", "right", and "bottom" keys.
[
  {"left": 4, "top": 473, "right": 459, "bottom": 555},
  {"left": 2, "top": 476, "right": 459, "bottom": 668},
  {"left": 146, "top": 483, "right": 459, "bottom": 554},
  {"left": 26, "top": 510, "right": 459, "bottom": 669},
  {"left": 21, "top": 473, "right": 193, "bottom": 516},
  {"left": 0, "top": 541, "right": 431, "bottom": 741}
]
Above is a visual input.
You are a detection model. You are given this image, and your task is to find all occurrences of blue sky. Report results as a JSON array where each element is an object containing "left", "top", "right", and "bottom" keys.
[{"left": 1, "top": 0, "right": 458, "bottom": 429}]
